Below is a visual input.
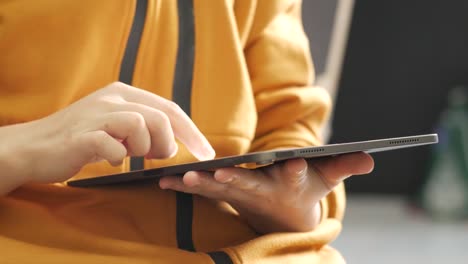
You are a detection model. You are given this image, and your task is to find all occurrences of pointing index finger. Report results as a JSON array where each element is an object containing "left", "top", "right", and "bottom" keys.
[{"left": 117, "top": 83, "right": 216, "bottom": 160}]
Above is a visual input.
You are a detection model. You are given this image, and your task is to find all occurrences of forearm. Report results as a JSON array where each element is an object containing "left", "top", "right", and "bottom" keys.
[{"left": 0, "top": 123, "right": 31, "bottom": 195}]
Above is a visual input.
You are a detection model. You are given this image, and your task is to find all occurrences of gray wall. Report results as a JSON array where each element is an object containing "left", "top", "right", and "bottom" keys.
[{"left": 301, "top": 0, "right": 338, "bottom": 76}]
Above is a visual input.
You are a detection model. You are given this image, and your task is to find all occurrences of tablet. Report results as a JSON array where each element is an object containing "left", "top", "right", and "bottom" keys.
[{"left": 67, "top": 133, "right": 438, "bottom": 187}]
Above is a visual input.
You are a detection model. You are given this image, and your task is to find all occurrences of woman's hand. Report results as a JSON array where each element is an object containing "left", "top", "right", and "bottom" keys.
[
  {"left": 0, "top": 82, "right": 215, "bottom": 194},
  {"left": 159, "top": 152, "right": 374, "bottom": 234}
]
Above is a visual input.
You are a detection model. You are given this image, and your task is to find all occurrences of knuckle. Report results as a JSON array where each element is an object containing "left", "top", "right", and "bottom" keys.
[
  {"left": 148, "top": 109, "right": 170, "bottom": 129},
  {"left": 165, "top": 101, "right": 184, "bottom": 115},
  {"left": 230, "top": 174, "right": 257, "bottom": 191},
  {"left": 199, "top": 176, "right": 226, "bottom": 198},
  {"left": 97, "top": 96, "right": 124, "bottom": 110},
  {"left": 85, "top": 131, "right": 107, "bottom": 152},
  {"left": 126, "top": 112, "right": 146, "bottom": 128},
  {"left": 109, "top": 81, "right": 127, "bottom": 91},
  {"left": 155, "top": 110, "right": 171, "bottom": 127},
  {"left": 246, "top": 180, "right": 262, "bottom": 193},
  {"left": 97, "top": 82, "right": 128, "bottom": 102},
  {"left": 103, "top": 81, "right": 131, "bottom": 94},
  {"left": 91, "top": 131, "right": 107, "bottom": 146},
  {"left": 147, "top": 111, "right": 176, "bottom": 159}
]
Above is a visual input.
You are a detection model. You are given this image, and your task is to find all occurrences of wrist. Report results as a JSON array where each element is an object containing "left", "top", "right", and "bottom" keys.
[{"left": 0, "top": 122, "right": 35, "bottom": 194}]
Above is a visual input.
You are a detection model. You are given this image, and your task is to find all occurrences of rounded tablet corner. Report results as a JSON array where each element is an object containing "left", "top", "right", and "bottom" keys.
[{"left": 67, "top": 180, "right": 85, "bottom": 188}]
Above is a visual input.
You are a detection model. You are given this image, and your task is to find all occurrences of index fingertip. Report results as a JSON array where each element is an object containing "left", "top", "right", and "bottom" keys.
[{"left": 194, "top": 145, "right": 216, "bottom": 161}]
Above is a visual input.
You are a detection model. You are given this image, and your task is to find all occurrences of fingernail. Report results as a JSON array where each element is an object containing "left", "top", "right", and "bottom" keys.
[
  {"left": 159, "top": 182, "right": 170, "bottom": 189},
  {"left": 197, "top": 145, "right": 216, "bottom": 161},
  {"left": 215, "top": 172, "right": 234, "bottom": 183}
]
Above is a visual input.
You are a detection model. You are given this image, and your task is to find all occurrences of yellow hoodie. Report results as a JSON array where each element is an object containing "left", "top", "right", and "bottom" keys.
[{"left": 0, "top": 0, "right": 346, "bottom": 263}]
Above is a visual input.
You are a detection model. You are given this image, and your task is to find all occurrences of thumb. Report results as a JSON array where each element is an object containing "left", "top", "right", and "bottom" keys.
[{"left": 311, "top": 152, "right": 374, "bottom": 189}]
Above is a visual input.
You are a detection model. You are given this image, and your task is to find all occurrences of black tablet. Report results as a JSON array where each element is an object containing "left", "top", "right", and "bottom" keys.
[{"left": 67, "top": 134, "right": 438, "bottom": 187}]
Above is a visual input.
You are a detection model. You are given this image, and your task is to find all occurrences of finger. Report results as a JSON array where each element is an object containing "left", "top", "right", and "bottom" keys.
[
  {"left": 93, "top": 112, "right": 151, "bottom": 157},
  {"left": 112, "top": 82, "right": 215, "bottom": 160},
  {"left": 119, "top": 102, "right": 178, "bottom": 159},
  {"left": 278, "top": 158, "right": 309, "bottom": 188},
  {"left": 159, "top": 172, "right": 229, "bottom": 201},
  {"left": 310, "top": 152, "right": 374, "bottom": 189},
  {"left": 79, "top": 130, "right": 127, "bottom": 166},
  {"left": 160, "top": 170, "right": 268, "bottom": 203},
  {"left": 212, "top": 167, "right": 270, "bottom": 194}
]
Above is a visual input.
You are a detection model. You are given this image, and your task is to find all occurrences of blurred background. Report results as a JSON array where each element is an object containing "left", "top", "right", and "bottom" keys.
[{"left": 302, "top": 0, "right": 468, "bottom": 263}]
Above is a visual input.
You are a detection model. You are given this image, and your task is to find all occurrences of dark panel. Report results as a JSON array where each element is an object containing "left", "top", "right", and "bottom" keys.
[{"left": 331, "top": 0, "right": 468, "bottom": 194}]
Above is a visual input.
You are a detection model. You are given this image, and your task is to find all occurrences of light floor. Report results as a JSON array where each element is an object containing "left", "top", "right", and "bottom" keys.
[{"left": 332, "top": 196, "right": 468, "bottom": 264}]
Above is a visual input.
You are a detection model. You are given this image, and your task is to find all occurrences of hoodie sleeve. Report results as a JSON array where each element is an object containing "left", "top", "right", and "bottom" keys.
[
  {"left": 224, "top": 0, "right": 347, "bottom": 262},
  {"left": 245, "top": 0, "right": 331, "bottom": 151}
]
